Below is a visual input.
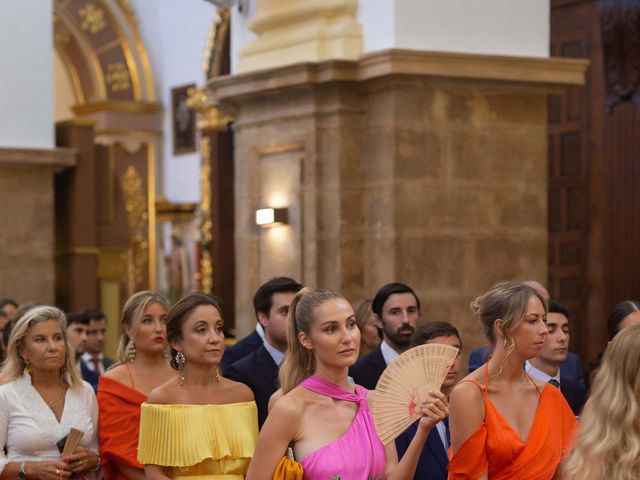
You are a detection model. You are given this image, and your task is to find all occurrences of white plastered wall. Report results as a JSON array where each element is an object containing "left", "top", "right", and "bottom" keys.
[{"left": 0, "top": 0, "right": 53, "bottom": 149}]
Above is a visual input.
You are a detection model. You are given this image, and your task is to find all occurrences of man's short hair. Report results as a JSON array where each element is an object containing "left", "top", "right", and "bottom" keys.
[
  {"left": 253, "top": 277, "right": 303, "bottom": 317},
  {"left": 0, "top": 299, "right": 18, "bottom": 310},
  {"left": 66, "top": 310, "right": 90, "bottom": 326},
  {"left": 371, "top": 282, "right": 421, "bottom": 318},
  {"left": 83, "top": 308, "right": 106, "bottom": 322},
  {"left": 548, "top": 301, "right": 570, "bottom": 320},
  {"left": 410, "top": 321, "right": 461, "bottom": 348}
]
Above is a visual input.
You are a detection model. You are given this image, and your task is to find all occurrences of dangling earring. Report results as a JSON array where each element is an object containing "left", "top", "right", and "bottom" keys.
[
  {"left": 126, "top": 341, "right": 137, "bottom": 362},
  {"left": 24, "top": 359, "right": 32, "bottom": 374},
  {"left": 175, "top": 352, "right": 186, "bottom": 387},
  {"left": 214, "top": 365, "right": 221, "bottom": 383}
]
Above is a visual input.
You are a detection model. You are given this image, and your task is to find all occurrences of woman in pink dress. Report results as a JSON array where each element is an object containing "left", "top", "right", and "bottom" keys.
[{"left": 245, "top": 288, "right": 448, "bottom": 480}]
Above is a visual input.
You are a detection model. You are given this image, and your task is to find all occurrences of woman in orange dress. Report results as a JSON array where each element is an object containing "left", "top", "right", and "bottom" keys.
[
  {"left": 97, "top": 291, "right": 174, "bottom": 480},
  {"left": 448, "top": 282, "right": 577, "bottom": 480}
]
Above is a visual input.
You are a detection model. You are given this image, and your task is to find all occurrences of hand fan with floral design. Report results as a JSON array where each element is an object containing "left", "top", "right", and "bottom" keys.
[{"left": 371, "top": 343, "right": 459, "bottom": 445}]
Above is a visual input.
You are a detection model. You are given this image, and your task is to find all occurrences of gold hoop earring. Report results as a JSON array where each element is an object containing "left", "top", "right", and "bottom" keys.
[{"left": 24, "top": 360, "right": 32, "bottom": 374}]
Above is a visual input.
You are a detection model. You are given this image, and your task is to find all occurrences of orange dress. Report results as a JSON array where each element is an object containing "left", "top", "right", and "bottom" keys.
[
  {"left": 448, "top": 365, "right": 577, "bottom": 480},
  {"left": 97, "top": 374, "right": 147, "bottom": 480}
]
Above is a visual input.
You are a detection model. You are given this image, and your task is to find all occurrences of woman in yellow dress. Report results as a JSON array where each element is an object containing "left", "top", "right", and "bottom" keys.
[{"left": 138, "top": 293, "right": 258, "bottom": 480}]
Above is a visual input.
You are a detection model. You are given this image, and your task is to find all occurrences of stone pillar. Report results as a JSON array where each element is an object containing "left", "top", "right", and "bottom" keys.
[
  {"left": 237, "top": 0, "right": 362, "bottom": 72},
  {"left": 0, "top": 1, "right": 77, "bottom": 304},
  {"left": 208, "top": 50, "right": 587, "bottom": 346}
]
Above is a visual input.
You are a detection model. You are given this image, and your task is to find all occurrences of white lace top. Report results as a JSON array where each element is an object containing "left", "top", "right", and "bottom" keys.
[{"left": 0, "top": 373, "right": 98, "bottom": 474}]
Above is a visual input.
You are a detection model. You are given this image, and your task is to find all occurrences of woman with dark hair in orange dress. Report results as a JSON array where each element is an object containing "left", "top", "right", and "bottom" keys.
[
  {"left": 97, "top": 292, "right": 174, "bottom": 480},
  {"left": 448, "top": 282, "right": 577, "bottom": 480}
]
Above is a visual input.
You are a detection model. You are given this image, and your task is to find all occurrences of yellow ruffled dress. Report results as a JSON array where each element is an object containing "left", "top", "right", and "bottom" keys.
[{"left": 137, "top": 402, "right": 258, "bottom": 480}]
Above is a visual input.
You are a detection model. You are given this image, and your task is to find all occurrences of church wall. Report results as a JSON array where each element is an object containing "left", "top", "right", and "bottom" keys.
[
  {"left": 0, "top": 0, "right": 53, "bottom": 149},
  {"left": 130, "top": 0, "right": 218, "bottom": 204}
]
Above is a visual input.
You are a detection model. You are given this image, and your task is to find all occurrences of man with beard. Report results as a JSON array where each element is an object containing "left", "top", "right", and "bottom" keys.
[{"left": 350, "top": 282, "right": 420, "bottom": 389}]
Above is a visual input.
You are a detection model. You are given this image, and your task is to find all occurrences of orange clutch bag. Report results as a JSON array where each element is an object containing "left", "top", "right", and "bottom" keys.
[{"left": 273, "top": 447, "right": 303, "bottom": 480}]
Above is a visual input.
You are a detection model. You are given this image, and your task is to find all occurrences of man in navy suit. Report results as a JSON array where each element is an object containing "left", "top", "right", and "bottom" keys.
[
  {"left": 224, "top": 277, "right": 302, "bottom": 427},
  {"left": 221, "top": 277, "right": 302, "bottom": 372},
  {"left": 350, "top": 282, "right": 420, "bottom": 389},
  {"left": 525, "top": 301, "right": 586, "bottom": 416},
  {"left": 396, "top": 322, "right": 463, "bottom": 480}
]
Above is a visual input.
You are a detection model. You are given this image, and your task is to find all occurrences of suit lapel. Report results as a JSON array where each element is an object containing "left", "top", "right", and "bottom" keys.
[
  {"left": 425, "top": 426, "right": 449, "bottom": 473},
  {"left": 256, "top": 346, "right": 279, "bottom": 390}
]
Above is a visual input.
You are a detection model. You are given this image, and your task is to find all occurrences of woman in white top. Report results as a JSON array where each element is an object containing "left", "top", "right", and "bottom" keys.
[{"left": 0, "top": 305, "right": 99, "bottom": 480}]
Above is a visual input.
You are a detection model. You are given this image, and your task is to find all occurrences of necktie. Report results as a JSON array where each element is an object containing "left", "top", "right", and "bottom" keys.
[
  {"left": 548, "top": 378, "right": 560, "bottom": 388},
  {"left": 91, "top": 356, "right": 101, "bottom": 373}
]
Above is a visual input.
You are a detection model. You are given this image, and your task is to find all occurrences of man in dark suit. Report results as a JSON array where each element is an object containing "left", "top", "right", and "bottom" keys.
[
  {"left": 525, "top": 301, "right": 586, "bottom": 416},
  {"left": 396, "top": 322, "right": 463, "bottom": 480},
  {"left": 350, "top": 282, "right": 421, "bottom": 389},
  {"left": 81, "top": 309, "right": 114, "bottom": 372},
  {"left": 224, "top": 277, "right": 303, "bottom": 427}
]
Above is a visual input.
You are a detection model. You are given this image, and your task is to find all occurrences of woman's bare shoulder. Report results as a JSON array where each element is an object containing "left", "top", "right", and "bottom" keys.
[
  {"left": 102, "top": 364, "right": 130, "bottom": 385},
  {"left": 221, "top": 377, "right": 255, "bottom": 402},
  {"left": 146, "top": 377, "right": 179, "bottom": 404}
]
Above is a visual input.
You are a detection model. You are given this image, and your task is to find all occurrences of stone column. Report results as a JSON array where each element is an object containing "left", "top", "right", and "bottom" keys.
[
  {"left": 0, "top": 1, "right": 77, "bottom": 304},
  {"left": 208, "top": 50, "right": 587, "bottom": 346},
  {"left": 237, "top": 0, "right": 362, "bottom": 72}
]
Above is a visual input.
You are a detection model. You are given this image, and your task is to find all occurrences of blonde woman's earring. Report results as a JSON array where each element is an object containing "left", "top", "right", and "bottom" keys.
[{"left": 126, "top": 341, "right": 137, "bottom": 362}]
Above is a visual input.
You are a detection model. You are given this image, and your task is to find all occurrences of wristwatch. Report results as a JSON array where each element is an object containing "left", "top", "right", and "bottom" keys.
[{"left": 18, "top": 462, "right": 27, "bottom": 480}]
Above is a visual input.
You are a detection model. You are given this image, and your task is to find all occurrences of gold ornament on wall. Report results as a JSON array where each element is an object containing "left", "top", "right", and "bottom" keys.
[
  {"left": 106, "top": 62, "right": 131, "bottom": 92},
  {"left": 120, "top": 165, "right": 149, "bottom": 296},
  {"left": 79, "top": 3, "right": 106, "bottom": 34},
  {"left": 198, "top": 136, "right": 213, "bottom": 294}
]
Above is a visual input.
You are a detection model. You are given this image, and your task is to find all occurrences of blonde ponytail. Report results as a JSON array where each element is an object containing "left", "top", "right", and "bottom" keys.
[{"left": 279, "top": 288, "right": 343, "bottom": 393}]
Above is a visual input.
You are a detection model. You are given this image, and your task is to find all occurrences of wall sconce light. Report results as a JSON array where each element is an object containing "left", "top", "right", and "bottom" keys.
[{"left": 255, "top": 207, "right": 288, "bottom": 227}]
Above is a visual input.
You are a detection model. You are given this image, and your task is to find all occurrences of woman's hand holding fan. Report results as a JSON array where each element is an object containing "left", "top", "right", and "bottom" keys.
[
  {"left": 415, "top": 391, "right": 449, "bottom": 431},
  {"left": 371, "top": 343, "right": 459, "bottom": 445}
]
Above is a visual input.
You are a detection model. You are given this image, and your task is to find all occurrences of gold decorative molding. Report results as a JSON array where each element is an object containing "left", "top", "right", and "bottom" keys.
[
  {"left": 73, "top": 100, "right": 162, "bottom": 114},
  {"left": 106, "top": 62, "right": 131, "bottom": 92},
  {"left": 0, "top": 147, "right": 76, "bottom": 168},
  {"left": 187, "top": 87, "right": 233, "bottom": 130},
  {"left": 79, "top": 3, "right": 106, "bottom": 34},
  {"left": 119, "top": 165, "right": 148, "bottom": 295},
  {"left": 204, "top": 8, "right": 230, "bottom": 79},
  {"left": 147, "top": 143, "right": 157, "bottom": 291},
  {"left": 199, "top": 136, "right": 213, "bottom": 294}
]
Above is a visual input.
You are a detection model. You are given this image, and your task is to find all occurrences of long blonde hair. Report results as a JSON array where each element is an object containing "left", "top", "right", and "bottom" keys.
[
  {"left": 279, "top": 288, "right": 343, "bottom": 393},
  {"left": 115, "top": 291, "right": 169, "bottom": 364},
  {"left": 0, "top": 305, "right": 83, "bottom": 388},
  {"left": 562, "top": 324, "right": 640, "bottom": 480}
]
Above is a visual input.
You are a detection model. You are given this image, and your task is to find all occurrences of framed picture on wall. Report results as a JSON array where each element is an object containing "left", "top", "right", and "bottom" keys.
[{"left": 171, "top": 84, "right": 196, "bottom": 155}]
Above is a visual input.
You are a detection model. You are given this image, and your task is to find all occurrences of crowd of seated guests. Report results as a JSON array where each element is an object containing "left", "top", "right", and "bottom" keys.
[{"left": 0, "top": 278, "right": 638, "bottom": 480}]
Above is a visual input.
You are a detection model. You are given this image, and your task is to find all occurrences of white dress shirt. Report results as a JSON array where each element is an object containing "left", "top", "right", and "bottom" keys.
[
  {"left": 435, "top": 420, "right": 448, "bottom": 450},
  {"left": 263, "top": 339, "right": 285, "bottom": 366},
  {"left": 525, "top": 360, "right": 561, "bottom": 386},
  {"left": 380, "top": 339, "right": 400, "bottom": 366},
  {"left": 81, "top": 352, "right": 105, "bottom": 373},
  {"left": 0, "top": 373, "right": 99, "bottom": 475}
]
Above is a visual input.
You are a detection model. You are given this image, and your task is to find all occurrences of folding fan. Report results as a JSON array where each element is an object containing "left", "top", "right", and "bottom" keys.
[{"left": 371, "top": 343, "right": 459, "bottom": 445}]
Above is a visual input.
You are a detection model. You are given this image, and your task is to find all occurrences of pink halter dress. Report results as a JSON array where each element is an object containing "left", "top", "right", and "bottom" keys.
[{"left": 299, "top": 375, "right": 386, "bottom": 480}]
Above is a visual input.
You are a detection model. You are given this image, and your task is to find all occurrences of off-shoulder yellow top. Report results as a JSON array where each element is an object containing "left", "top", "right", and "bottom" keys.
[{"left": 137, "top": 402, "right": 258, "bottom": 480}]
